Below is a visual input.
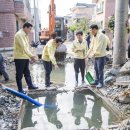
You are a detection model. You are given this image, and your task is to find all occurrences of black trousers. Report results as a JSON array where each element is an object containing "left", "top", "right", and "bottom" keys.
[
  {"left": 74, "top": 58, "right": 85, "bottom": 82},
  {"left": 43, "top": 60, "right": 52, "bottom": 86},
  {"left": 128, "top": 45, "right": 130, "bottom": 58},
  {"left": 14, "top": 59, "right": 33, "bottom": 91}
]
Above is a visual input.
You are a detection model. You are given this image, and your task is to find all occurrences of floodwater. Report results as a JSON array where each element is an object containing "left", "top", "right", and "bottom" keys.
[{"left": 21, "top": 62, "right": 119, "bottom": 130}]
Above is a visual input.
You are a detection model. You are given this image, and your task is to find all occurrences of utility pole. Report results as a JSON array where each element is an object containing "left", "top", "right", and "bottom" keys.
[
  {"left": 113, "top": 0, "right": 128, "bottom": 66},
  {"left": 34, "top": 0, "right": 37, "bottom": 42}
]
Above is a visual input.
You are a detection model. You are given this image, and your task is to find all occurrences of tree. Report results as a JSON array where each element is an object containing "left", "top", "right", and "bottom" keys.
[
  {"left": 113, "top": 0, "right": 128, "bottom": 66},
  {"left": 68, "top": 24, "right": 77, "bottom": 32},
  {"left": 68, "top": 18, "right": 90, "bottom": 34},
  {"left": 75, "top": 18, "right": 90, "bottom": 33},
  {"left": 68, "top": 24, "right": 77, "bottom": 40},
  {"left": 68, "top": 18, "right": 90, "bottom": 40}
]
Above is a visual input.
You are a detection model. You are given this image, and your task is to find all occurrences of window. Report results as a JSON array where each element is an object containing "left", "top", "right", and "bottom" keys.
[
  {"left": 97, "top": 1, "right": 104, "bottom": 14},
  {"left": 16, "top": 20, "right": 19, "bottom": 32}
]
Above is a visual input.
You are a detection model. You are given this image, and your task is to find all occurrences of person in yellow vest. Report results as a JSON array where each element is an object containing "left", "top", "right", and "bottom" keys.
[
  {"left": 86, "top": 25, "right": 108, "bottom": 88},
  {"left": 14, "top": 22, "right": 38, "bottom": 94},
  {"left": 42, "top": 33, "right": 62, "bottom": 88},
  {"left": 72, "top": 31, "right": 88, "bottom": 87}
]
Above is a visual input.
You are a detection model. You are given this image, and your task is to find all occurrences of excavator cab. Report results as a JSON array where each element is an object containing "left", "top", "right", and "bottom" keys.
[{"left": 39, "top": 29, "right": 50, "bottom": 45}]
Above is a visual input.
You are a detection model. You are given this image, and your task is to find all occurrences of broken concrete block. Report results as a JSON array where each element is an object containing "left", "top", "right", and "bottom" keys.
[
  {"left": 107, "top": 124, "right": 119, "bottom": 129},
  {"left": 119, "top": 61, "right": 130, "bottom": 75},
  {"left": 118, "top": 95, "right": 130, "bottom": 104}
]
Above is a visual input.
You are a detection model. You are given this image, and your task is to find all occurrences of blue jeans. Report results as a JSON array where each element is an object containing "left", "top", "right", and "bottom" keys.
[
  {"left": 94, "top": 57, "right": 105, "bottom": 85},
  {"left": 43, "top": 61, "right": 52, "bottom": 86}
]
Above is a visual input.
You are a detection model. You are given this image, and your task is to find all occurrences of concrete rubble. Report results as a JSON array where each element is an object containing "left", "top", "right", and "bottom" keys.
[
  {"left": 106, "top": 119, "right": 130, "bottom": 130},
  {"left": 0, "top": 53, "right": 129, "bottom": 130},
  {"left": 0, "top": 87, "right": 22, "bottom": 130},
  {"left": 102, "top": 59, "right": 130, "bottom": 116},
  {"left": 88, "top": 58, "right": 130, "bottom": 130}
]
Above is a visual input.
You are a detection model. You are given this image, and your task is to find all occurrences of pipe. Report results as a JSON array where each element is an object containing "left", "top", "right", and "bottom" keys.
[{"left": 0, "top": 83, "right": 56, "bottom": 108}]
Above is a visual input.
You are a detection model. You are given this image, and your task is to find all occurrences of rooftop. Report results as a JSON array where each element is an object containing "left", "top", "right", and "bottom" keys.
[{"left": 70, "top": 3, "right": 96, "bottom": 11}]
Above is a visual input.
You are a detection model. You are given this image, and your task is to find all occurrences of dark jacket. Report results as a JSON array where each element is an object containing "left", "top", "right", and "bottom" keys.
[{"left": 0, "top": 54, "right": 4, "bottom": 63}]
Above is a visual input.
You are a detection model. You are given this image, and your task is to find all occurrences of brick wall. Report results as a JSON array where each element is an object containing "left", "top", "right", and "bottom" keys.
[
  {"left": 0, "top": 0, "right": 14, "bottom": 13},
  {"left": 14, "top": 1, "right": 24, "bottom": 15},
  {"left": 0, "top": 13, "right": 16, "bottom": 48},
  {"left": 0, "top": 0, "right": 33, "bottom": 48}
]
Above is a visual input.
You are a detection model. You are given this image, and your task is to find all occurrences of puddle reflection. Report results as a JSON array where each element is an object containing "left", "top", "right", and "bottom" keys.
[
  {"left": 22, "top": 91, "right": 118, "bottom": 130},
  {"left": 44, "top": 94, "right": 63, "bottom": 129},
  {"left": 22, "top": 62, "right": 118, "bottom": 130}
]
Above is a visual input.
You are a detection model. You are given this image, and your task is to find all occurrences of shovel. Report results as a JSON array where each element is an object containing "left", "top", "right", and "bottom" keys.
[
  {"left": 85, "top": 71, "right": 94, "bottom": 85},
  {"left": 85, "top": 58, "right": 94, "bottom": 85}
]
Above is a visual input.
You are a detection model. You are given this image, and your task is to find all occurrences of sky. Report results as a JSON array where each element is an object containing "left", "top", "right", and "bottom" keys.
[{"left": 31, "top": 0, "right": 92, "bottom": 28}]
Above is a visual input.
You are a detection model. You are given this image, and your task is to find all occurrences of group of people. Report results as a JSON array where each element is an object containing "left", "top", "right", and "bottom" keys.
[
  {"left": 13, "top": 22, "right": 62, "bottom": 93},
  {"left": 0, "top": 23, "right": 109, "bottom": 93},
  {"left": 72, "top": 24, "right": 110, "bottom": 88},
  {"left": 14, "top": 23, "right": 108, "bottom": 93},
  {"left": 0, "top": 22, "right": 110, "bottom": 93}
]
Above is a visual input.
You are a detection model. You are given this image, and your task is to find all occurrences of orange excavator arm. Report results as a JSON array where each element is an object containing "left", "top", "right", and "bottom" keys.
[{"left": 49, "top": 0, "right": 56, "bottom": 35}]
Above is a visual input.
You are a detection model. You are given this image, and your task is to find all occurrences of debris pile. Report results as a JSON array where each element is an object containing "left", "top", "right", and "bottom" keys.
[
  {"left": 107, "top": 119, "right": 130, "bottom": 130},
  {"left": 0, "top": 87, "right": 22, "bottom": 130},
  {"left": 94, "top": 59, "right": 130, "bottom": 127}
]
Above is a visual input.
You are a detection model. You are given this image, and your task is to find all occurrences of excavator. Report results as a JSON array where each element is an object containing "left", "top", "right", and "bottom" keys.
[
  {"left": 37, "top": 0, "right": 67, "bottom": 59},
  {"left": 39, "top": 0, "right": 66, "bottom": 44},
  {"left": 39, "top": 0, "right": 56, "bottom": 44}
]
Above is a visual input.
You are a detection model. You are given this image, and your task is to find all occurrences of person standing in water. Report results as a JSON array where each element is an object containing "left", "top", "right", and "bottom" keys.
[{"left": 72, "top": 31, "right": 88, "bottom": 87}]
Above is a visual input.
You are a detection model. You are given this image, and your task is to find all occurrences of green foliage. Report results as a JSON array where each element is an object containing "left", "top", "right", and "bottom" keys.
[
  {"left": 108, "top": 15, "right": 115, "bottom": 31},
  {"left": 68, "top": 24, "right": 77, "bottom": 32},
  {"left": 76, "top": 18, "right": 89, "bottom": 33},
  {"left": 68, "top": 18, "right": 90, "bottom": 34}
]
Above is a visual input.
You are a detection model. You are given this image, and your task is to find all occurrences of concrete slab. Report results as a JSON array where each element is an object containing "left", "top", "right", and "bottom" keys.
[{"left": 21, "top": 128, "right": 37, "bottom": 130}]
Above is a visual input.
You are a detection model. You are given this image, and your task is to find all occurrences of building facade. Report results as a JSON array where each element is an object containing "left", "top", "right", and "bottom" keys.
[
  {"left": 0, "top": 0, "right": 33, "bottom": 49},
  {"left": 92, "top": 0, "right": 116, "bottom": 30},
  {"left": 70, "top": 3, "right": 96, "bottom": 21},
  {"left": 92, "top": 0, "right": 116, "bottom": 43}
]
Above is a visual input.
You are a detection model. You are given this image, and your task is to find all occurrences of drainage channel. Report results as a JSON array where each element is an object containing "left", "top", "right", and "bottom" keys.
[
  {"left": 17, "top": 62, "right": 123, "bottom": 130},
  {"left": 20, "top": 89, "right": 119, "bottom": 130}
]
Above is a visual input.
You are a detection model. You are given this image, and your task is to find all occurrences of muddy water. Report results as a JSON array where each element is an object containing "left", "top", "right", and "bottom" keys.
[
  {"left": 21, "top": 62, "right": 119, "bottom": 130},
  {"left": 31, "top": 63, "right": 65, "bottom": 85}
]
